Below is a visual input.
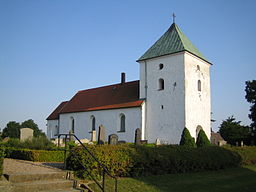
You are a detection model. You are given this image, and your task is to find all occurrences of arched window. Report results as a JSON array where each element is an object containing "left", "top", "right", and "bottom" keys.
[
  {"left": 159, "top": 78, "right": 164, "bottom": 90},
  {"left": 120, "top": 113, "right": 125, "bottom": 132},
  {"left": 198, "top": 80, "right": 201, "bottom": 92},
  {"left": 71, "top": 117, "right": 75, "bottom": 133},
  {"left": 91, "top": 115, "right": 96, "bottom": 131},
  {"left": 54, "top": 125, "right": 59, "bottom": 136},
  {"left": 196, "top": 125, "right": 203, "bottom": 139},
  {"left": 197, "top": 65, "right": 200, "bottom": 71}
]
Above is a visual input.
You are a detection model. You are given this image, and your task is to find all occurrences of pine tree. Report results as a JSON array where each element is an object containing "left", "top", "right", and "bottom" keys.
[{"left": 196, "top": 129, "right": 211, "bottom": 147}]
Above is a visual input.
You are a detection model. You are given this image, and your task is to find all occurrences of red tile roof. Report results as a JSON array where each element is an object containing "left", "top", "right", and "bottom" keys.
[
  {"left": 47, "top": 80, "right": 143, "bottom": 120},
  {"left": 46, "top": 101, "right": 68, "bottom": 120}
]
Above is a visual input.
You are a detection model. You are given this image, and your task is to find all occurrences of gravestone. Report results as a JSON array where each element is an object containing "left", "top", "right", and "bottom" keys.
[
  {"left": 155, "top": 138, "right": 161, "bottom": 146},
  {"left": 91, "top": 130, "right": 96, "bottom": 142},
  {"left": 97, "top": 125, "right": 105, "bottom": 145},
  {"left": 134, "top": 128, "right": 141, "bottom": 145},
  {"left": 108, "top": 134, "right": 118, "bottom": 145},
  {"left": 20, "top": 128, "right": 34, "bottom": 141}
]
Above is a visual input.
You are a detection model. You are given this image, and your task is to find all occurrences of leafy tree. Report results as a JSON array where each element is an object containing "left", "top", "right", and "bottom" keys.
[
  {"left": 245, "top": 80, "right": 256, "bottom": 143},
  {"left": 219, "top": 116, "right": 250, "bottom": 145},
  {"left": 196, "top": 129, "right": 211, "bottom": 147},
  {"left": 1, "top": 121, "right": 21, "bottom": 139},
  {"left": 21, "top": 119, "right": 45, "bottom": 137},
  {"left": 180, "top": 127, "right": 196, "bottom": 147}
]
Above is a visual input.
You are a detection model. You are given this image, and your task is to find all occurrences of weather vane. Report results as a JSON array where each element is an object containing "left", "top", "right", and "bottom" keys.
[{"left": 172, "top": 13, "right": 176, "bottom": 23}]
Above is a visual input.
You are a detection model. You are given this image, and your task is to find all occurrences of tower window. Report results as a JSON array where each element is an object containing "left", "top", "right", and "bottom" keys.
[
  {"left": 198, "top": 80, "right": 201, "bottom": 92},
  {"left": 197, "top": 65, "right": 200, "bottom": 71},
  {"left": 159, "top": 63, "right": 164, "bottom": 70},
  {"left": 159, "top": 78, "right": 164, "bottom": 90},
  {"left": 119, "top": 113, "right": 125, "bottom": 132}
]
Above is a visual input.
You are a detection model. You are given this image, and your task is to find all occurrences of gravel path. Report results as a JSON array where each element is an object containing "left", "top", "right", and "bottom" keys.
[{"left": 3, "top": 158, "right": 65, "bottom": 174}]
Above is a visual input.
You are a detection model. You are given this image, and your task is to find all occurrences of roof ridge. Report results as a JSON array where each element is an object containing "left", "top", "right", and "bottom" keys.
[{"left": 77, "top": 80, "right": 139, "bottom": 93}]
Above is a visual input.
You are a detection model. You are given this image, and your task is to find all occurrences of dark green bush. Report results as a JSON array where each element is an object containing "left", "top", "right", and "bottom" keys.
[
  {"left": 3, "top": 136, "right": 55, "bottom": 150},
  {"left": 67, "top": 144, "right": 241, "bottom": 179},
  {"left": 223, "top": 146, "right": 256, "bottom": 165},
  {"left": 196, "top": 129, "right": 211, "bottom": 147},
  {"left": 180, "top": 128, "right": 196, "bottom": 147},
  {"left": 0, "top": 145, "right": 5, "bottom": 176},
  {"left": 5, "top": 148, "right": 64, "bottom": 162}
]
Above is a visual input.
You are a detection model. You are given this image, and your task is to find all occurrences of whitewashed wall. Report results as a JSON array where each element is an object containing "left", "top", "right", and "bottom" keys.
[
  {"left": 184, "top": 52, "right": 211, "bottom": 140},
  {"left": 47, "top": 120, "right": 59, "bottom": 139},
  {"left": 58, "top": 107, "right": 142, "bottom": 143},
  {"left": 139, "top": 53, "right": 186, "bottom": 144}
]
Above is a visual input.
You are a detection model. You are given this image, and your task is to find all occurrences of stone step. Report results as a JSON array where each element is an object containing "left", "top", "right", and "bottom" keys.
[
  {"left": 5, "top": 171, "right": 67, "bottom": 183},
  {"left": 11, "top": 179, "right": 74, "bottom": 192}
]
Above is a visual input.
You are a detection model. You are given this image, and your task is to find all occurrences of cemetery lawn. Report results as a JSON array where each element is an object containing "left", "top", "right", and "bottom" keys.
[{"left": 90, "top": 165, "right": 256, "bottom": 192}]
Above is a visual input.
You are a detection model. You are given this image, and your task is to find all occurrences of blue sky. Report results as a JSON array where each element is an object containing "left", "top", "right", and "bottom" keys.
[{"left": 0, "top": 0, "right": 255, "bottom": 133}]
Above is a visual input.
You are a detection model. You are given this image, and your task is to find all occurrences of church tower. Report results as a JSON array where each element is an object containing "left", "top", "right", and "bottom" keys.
[{"left": 137, "top": 21, "right": 211, "bottom": 144}]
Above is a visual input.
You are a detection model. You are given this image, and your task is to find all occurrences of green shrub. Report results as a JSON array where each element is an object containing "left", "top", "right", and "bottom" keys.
[
  {"left": 0, "top": 145, "right": 5, "bottom": 176},
  {"left": 180, "top": 128, "right": 196, "bottom": 147},
  {"left": 67, "top": 144, "right": 241, "bottom": 179},
  {"left": 3, "top": 136, "right": 56, "bottom": 150},
  {"left": 196, "top": 129, "right": 211, "bottom": 147},
  {"left": 223, "top": 146, "right": 256, "bottom": 165},
  {"left": 5, "top": 148, "right": 64, "bottom": 162}
]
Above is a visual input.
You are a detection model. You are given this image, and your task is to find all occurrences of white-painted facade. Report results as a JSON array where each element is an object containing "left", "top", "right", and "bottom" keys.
[
  {"left": 54, "top": 107, "right": 142, "bottom": 142},
  {"left": 47, "top": 119, "right": 59, "bottom": 139}
]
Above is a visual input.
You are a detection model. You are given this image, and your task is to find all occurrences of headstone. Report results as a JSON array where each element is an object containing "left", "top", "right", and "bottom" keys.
[
  {"left": 97, "top": 125, "right": 105, "bottom": 145},
  {"left": 20, "top": 128, "right": 34, "bottom": 141},
  {"left": 69, "top": 130, "right": 74, "bottom": 141},
  {"left": 134, "top": 128, "right": 141, "bottom": 145},
  {"left": 140, "top": 140, "right": 148, "bottom": 144},
  {"left": 155, "top": 138, "right": 161, "bottom": 146},
  {"left": 108, "top": 134, "right": 118, "bottom": 145},
  {"left": 241, "top": 140, "right": 244, "bottom": 147},
  {"left": 118, "top": 140, "right": 126, "bottom": 144},
  {"left": 91, "top": 130, "right": 97, "bottom": 142}
]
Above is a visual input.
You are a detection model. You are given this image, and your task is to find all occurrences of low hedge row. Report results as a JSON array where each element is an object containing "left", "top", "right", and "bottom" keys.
[
  {"left": 66, "top": 144, "right": 241, "bottom": 179},
  {"left": 223, "top": 146, "right": 256, "bottom": 165},
  {"left": 5, "top": 147, "right": 65, "bottom": 162}
]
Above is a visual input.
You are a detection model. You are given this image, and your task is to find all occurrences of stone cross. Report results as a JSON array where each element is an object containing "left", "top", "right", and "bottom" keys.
[
  {"left": 134, "top": 128, "right": 141, "bottom": 145},
  {"left": 172, "top": 13, "right": 176, "bottom": 23},
  {"left": 108, "top": 134, "right": 118, "bottom": 145},
  {"left": 97, "top": 125, "right": 105, "bottom": 145},
  {"left": 20, "top": 128, "right": 34, "bottom": 141}
]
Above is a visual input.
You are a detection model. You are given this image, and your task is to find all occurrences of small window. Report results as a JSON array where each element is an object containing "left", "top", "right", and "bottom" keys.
[
  {"left": 91, "top": 116, "right": 96, "bottom": 131},
  {"left": 120, "top": 114, "right": 125, "bottom": 132},
  {"left": 159, "top": 78, "right": 164, "bottom": 90},
  {"left": 198, "top": 80, "right": 201, "bottom": 92},
  {"left": 197, "top": 65, "right": 200, "bottom": 71},
  {"left": 161, "top": 105, "right": 164, "bottom": 109},
  {"left": 71, "top": 117, "right": 75, "bottom": 133},
  {"left": 159, "top": 63, "right": 164, "bottom": 70}
]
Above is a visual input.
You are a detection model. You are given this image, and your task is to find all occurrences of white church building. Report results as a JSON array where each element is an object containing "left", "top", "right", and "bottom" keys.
[{"left": 47, "top": 21, "right": 211, "bottom": 144}]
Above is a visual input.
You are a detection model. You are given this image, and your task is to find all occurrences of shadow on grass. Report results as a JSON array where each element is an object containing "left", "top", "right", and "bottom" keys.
[
  {"left": 90, "top": 166, "right": 256, "bottom": 192},
  {"left": 128, "top": 166, "right": 256, "bottom": 192}
]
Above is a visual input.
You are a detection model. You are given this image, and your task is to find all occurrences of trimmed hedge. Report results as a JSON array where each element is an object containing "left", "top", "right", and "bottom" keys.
[
  {"left": 223, "top": 146, "right": 256, "bottom": 165},
  {"left": 5, "top": 147, "right": 64, "bottom": 162},
  {"left": 67, "top": 144, "right": 241, "bottom": 179},
  {"left": 180, "top": 128, "right": 196, "bottom": 147}
]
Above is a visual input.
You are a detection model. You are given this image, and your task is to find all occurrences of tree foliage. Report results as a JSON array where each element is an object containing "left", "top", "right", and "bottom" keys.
[
  {"left": 179, "top": 127, "right": 196, "bottom": 147},
  {"left": 1, "top": 119, "right": 45, "bottom": 139},
  {"left": 196, "top": 129, "right": 211, "bottom": 147},
  {"left": 21, "top": 119, "right": 45, "bottom": 137},
  {"left": 1, "top": 121, "right": 21, "bottom": 139},
  {"left": 219, "top": 116, "right": 250, "bottom": 145},
  {"left": 245, "top": 80, "right": 256, "bottom": 144}
]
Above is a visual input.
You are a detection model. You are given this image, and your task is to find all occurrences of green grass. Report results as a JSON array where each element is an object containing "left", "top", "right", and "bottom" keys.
[{"left": 89, "top": 166, "right": 256, "bottom": 192}]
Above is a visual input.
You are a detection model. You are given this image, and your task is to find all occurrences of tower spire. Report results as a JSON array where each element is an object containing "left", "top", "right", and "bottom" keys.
[{"left": 172, "top": 13, "right": 176, "bottom": 23}]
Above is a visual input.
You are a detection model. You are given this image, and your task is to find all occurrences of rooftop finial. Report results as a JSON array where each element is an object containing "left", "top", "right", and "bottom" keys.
[{"left": 172, "top": 13, "right": 176, "bottom": 23}]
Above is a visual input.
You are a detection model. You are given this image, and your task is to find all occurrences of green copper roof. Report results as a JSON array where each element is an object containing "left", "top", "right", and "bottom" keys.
[{"left": 137, "top": 23, "right": 208, "bottom": 62}]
